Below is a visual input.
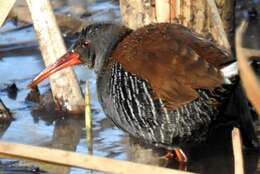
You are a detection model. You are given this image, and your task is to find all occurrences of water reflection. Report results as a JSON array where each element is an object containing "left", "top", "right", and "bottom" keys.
[{"left": 20, "top": 113, "right": 84, "bottom": 174}]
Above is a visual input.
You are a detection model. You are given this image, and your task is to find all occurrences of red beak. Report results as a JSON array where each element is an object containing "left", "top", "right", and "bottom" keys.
[{"left": 27, "top": 51, "right": 81, "bottom": 88}]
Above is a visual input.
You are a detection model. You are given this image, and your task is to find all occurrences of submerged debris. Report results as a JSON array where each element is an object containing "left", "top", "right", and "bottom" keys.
[
  {"left": 26, "top": 87, "right": 56, "bottom": 112},
  {"left": 26, "top": 86, "right": 40, "bottom": 103},
  {"left": 27, "top": 88, "right": 87, "bottom": 115},
  {"left": 0, "top": 160, "right": 47, "bottom": 174},
  {"left": 7, "top": 83, "right": 18, "bottom": 99},
  {"left": 0, "top": 83, "right": 18, "bottom": 100},
  {"left": 0, "top": 98, "right": 13, "bottom": 122},
  {"left": 28, "top": 90, "right": 61, "bottom": 113}
]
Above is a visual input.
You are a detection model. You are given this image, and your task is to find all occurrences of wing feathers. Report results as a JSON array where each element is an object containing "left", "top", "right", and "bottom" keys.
[{"left": 111, "top": 23, "right": 227, "bottom": 109}]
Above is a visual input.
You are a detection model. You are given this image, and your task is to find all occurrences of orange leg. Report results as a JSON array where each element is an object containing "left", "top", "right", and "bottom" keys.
[{"left": 174, "top": 148, "right": 188, "bottom": 162}]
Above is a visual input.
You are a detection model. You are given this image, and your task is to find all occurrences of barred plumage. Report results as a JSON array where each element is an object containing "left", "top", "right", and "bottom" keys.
[{"left": 97, "top": 62, "right": 229, "bottom": 148}]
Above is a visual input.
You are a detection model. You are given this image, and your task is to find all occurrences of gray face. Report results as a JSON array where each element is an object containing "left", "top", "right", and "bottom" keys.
[
  {"left": 71, "top": 24, "right": 105, "bottom": 69},
  {"left": 72, "top": 37, "right": 95, "bottom": 68},
  {"left": 71, "top": 23, "right": 132, "bottom": 73}
]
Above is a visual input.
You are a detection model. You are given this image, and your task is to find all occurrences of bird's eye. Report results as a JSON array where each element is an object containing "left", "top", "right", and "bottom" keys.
[{"left": 82, "top": 41, "right": 90, "bottom": 48}]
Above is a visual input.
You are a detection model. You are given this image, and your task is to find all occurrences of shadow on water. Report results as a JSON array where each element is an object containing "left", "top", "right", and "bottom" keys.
[{"left": 0, "top": 0, "right": 260, "bottom": 174}]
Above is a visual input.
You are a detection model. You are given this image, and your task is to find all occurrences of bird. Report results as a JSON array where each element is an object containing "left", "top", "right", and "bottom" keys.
[{"left": 27, "top": 23, "right": 258, "bottom": 162}]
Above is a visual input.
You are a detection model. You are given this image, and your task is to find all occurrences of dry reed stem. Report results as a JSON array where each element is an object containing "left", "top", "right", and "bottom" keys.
[
  {"left": 26, "top": 0, "right": 85, "bottom": 113},
  {"left": 85, "top": 81, "right": 92, "bottom": 131},
  {"left": 0, "top": 141, "right": 195, "bottom": 174},
  {"left": 0, "top": 0, "right": 16, "bottom": 27},
  {"left": 155, "top": 0, "right": 170, "bottom": 22},
  {"left": 232, "top": 128, "right": 244, "bottom": 174},
  {"left": 235, "top": 20, "right": 260, "bottom": 115},
  {"left": 207, "top": 0, "right": 231, "bottom": 51},
  {"left": 85, "top": 81, "right": 93, "bottom": 154}
]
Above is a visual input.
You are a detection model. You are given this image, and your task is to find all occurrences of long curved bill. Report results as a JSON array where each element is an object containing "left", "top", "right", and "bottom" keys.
[{"left": 27, "top": 51, "right": 81, "bottom": 88}]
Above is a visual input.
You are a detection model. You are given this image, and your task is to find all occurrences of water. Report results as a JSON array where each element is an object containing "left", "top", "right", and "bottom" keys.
[{"left": 0, "top": 0, "right": 260, "bottom": 174}]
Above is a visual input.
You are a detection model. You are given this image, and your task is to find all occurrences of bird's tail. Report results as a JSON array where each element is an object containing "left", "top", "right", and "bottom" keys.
[{"left": 220, "top": 61, "right": 239, "bottom": 84}]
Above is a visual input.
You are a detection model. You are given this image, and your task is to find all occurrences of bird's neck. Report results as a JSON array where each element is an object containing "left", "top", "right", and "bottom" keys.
[{"left": 93, "top": 25, "right": 132, "bottom": 74}]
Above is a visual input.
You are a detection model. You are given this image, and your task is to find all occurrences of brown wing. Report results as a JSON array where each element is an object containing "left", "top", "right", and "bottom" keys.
[{"left": 111, "top": 23, "right": 230, "bottom": 109}]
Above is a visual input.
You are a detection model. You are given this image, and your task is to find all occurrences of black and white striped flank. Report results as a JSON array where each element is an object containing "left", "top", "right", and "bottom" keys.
[{"left": 97, "top": 62, "right": 229, "bottom": 149}]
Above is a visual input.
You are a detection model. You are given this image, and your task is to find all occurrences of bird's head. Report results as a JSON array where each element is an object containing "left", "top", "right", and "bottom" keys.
[{"left": 27, "top": 23, "right": 130, "bottom": 88}]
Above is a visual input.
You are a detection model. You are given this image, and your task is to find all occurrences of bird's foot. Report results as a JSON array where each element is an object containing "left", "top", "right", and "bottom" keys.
[
  {"left": 161, "top": 148, "right": 188, "bottom": 162},
  {"left": 163, "top": 150, "right": 175, "bottom": 160}
]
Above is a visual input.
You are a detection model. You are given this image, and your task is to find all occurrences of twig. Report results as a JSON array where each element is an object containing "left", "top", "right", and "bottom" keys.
[
  {"left": 235, "top": 20, "right": 260, "bottom": 115},
  {"left": 232, "top": 128, "right": 244, "bottom": 174},
  {"left": 0, "top": 141, "right": 195, "bottom": 174}
]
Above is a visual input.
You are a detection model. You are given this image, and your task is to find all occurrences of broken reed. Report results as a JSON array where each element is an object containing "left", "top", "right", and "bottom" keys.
[{"left": 0, "top": 141, "right": 195, "bottom": 174}]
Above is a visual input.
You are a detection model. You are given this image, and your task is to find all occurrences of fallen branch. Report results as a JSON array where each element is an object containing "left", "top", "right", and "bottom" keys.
[
  {"left": 232, "top": 128, "right": 244, "bottom": 174},
  {"left": 0, "top": 141, "right": 194, "bottom": 174}
]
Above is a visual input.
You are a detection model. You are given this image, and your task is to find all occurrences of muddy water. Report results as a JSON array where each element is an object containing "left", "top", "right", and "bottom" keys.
[{"left": 0, "top": 0, "right": 260, "bottom": 174}]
